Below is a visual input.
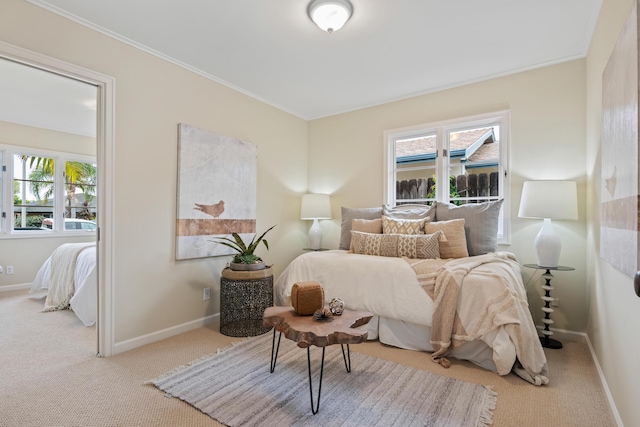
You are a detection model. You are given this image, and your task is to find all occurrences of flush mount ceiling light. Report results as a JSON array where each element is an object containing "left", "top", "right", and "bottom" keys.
[{"left": 308, "top": 0, "right": 353, "bottom": 33}]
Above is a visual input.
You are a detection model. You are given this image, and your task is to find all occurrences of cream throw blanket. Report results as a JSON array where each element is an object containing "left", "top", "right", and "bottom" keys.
[
  {"left": 43, "top": 242, "right": 95, "bottom": 313},
  {"left": 407, "top": 252, "right": 549, "bottom": 386}
]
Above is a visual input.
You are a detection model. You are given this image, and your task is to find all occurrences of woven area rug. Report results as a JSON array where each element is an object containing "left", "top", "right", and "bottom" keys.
[{"left": 147, "top": 333, "right": 496, "bottom": 427}]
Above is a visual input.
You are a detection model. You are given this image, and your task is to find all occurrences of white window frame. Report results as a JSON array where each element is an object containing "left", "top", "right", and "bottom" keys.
[
  {"left": 383, "top": 110, "right": 511, "bottom": 245},
  {"left": 0, "top": 144, "right": 97, "bottom": 238}
]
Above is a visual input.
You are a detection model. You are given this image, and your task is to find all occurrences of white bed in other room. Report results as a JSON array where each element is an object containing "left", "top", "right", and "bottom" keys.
[{"left": 30, "top": 242, "right": 97, "bottom": 326}]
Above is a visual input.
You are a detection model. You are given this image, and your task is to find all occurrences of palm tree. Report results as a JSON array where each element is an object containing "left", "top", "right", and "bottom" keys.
[{"left": 25, "top": 156, "right": 96, "bottom": 219}]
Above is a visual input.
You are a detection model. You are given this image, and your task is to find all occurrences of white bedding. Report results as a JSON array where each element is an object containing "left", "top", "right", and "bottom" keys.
[
  {"left": 31, "top": 243, "right": 97, "bottom": 326},
  {"left": 275, "top": 250, "right": 442, "bottom": 327}
]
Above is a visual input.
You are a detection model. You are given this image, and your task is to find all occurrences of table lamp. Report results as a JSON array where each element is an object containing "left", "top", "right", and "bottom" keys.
[
  {"left": 301, "top": 193, "right": 332, "bottom": 250},
  {"left": 518, "top": 181, "right": 578, "bottom": 267}
]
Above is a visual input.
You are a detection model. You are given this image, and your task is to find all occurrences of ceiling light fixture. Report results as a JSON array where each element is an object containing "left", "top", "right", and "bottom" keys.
[{"left": 308, "top": 0, "right": 353, "bottom": 33}]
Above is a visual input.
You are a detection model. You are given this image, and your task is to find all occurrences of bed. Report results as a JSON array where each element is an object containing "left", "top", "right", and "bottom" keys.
[
  {"left": 275, "top": 201, "right": 549, "bottom": 385},
  {"left": 30, "top": 242, "right": 97, "bottom": 326}
]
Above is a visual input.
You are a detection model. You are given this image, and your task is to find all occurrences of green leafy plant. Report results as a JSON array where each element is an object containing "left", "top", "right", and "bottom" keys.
[
  {"left": 427, "top": 175, "right": 461, "bottom": 206},
  {"left": 211, "top": 224, "right": 276, "bottom": 264}
]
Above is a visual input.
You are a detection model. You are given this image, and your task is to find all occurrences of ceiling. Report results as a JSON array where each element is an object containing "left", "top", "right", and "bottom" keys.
[{"left": 12, "top": 0, "right": 602, "bottom": 128}]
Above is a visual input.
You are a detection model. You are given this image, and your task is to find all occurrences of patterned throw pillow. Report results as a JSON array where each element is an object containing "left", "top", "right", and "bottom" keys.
[
  {"left": 349, "top": 218, "right": 383, "bottom": 252},
  {"left": 350, "top": 231, "right": 398, "bottom": 257},
  {"left": 397, "top": 231, "right": 443, "bottom": 259},
  {"left": 382, "top": 215, "right": 430, "bottom": 234},
  {"left": 424, "top": 219, "right": 469, "bottom": 259}
]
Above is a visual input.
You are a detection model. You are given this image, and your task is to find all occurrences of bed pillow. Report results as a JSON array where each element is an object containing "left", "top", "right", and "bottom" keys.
[
  {"left": 339, "top": 206, "right": 383, "bottom": 250},
  {"left": 352, "top": 218, "right": 383, "bottom": 234},
  {"left": 350, "top": 231, "right": 398, "bottom": 257},
  {"left": 381, "top": 215, "right": 429, "bottom": 235},
  {"left": 397, "top": 231, "right": 443, "bottom": 259},
  {"left": 349, "top": 218, "right": 383, "bottom": 251},
  {"left": 424, "top": 219, "right": 469, "bottom": 259},
  {"left": 435, "top": 199, "right": 503, "bottom": 256},
  {"left": 382, "top": 204, "right": 435, "bottom": 220},
  {"left": 350, "top": 230, "right": 443, "bottom": 259}
]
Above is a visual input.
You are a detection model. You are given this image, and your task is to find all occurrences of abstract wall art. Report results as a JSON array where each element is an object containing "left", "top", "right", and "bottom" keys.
[
  {"left": 600, "top": 2, "right": 639, "bottom": 278},
  {"left": 176, "top": 124, "right": 257, "bottom": 260}
]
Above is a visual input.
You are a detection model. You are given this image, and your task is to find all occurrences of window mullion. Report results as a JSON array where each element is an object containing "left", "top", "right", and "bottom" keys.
[{"left": 436, "top": 128, "right": 449, "bottom": 203}]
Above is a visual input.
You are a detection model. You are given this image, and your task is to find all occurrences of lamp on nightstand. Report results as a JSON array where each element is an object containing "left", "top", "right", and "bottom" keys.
[
  {"left": 301, "top": 193, "right": 332, "bottom": 250},
  {"left": 518, "top": 180, "right": 578, "bottom": 268}
]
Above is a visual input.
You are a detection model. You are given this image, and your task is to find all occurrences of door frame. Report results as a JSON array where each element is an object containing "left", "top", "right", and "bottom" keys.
[{"left": 0, "top": 41, "right": 115, "bottom": 356}]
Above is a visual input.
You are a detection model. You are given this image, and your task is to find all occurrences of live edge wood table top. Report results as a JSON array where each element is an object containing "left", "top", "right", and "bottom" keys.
[{"left": 262, "top": 306, "right": 373, "bottom": 348}]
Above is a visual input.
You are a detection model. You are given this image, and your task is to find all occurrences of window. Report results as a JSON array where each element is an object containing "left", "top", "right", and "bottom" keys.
[
  {"left": 384, "top": 110, "right": 510, "bottom": 243},
  {"left": 1, "top": 145, "right": 96, "bottom": 236}
]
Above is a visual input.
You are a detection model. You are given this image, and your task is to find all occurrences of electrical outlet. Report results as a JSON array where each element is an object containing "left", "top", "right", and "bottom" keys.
[
  {"left": 551, "top": 298, "right": 559, "bottom": 307},
  {"left": 6, "top": 266, "right": 13, "bottom": 275},
  {"left": 203, "top": 287, "right": 211, "bottom": 301}
]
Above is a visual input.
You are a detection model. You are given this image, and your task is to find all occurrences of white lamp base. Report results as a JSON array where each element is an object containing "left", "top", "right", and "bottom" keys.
[
  {"left": 534, "top": 218, "right": 561, "bottom": 267},
  {"left": 308, "top": 218, "right": 323, "bottom": 250}
]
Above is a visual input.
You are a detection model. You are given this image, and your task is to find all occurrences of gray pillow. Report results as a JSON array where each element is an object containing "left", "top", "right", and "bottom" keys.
[
  {"left": 434, "top": 199, "right": 503, "bottom": 256},
  {"left": 382, "top": 204, "right": 435, "bottom": 220},
  {"left": 339, "top": 206, "right": 383, "bottom": 250}
]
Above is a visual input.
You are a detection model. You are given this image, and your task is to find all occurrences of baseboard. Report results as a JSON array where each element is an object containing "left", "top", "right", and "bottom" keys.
[
  {"left": 0, "top": 283, "right": 32, "bottom": 292},
  {"left": 535, "top": 325, "right": 586, "bottom": 343},
  {"left": 113, "top": 313, "right": 220, "bottom": 355}
]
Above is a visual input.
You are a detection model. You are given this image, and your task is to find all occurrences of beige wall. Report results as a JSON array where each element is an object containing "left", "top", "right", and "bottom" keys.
[
  {"left": 0, "top": 121, "right": 96, "bottom": 287},
  {"left": 309, "top": 59, "right": 588, "bottom": 333},
  {"left": 0, "top": 0, "right": 309, "bottom": 343},
  {"left": 586, "top": 0, "right": 640, "bottom": 425}
]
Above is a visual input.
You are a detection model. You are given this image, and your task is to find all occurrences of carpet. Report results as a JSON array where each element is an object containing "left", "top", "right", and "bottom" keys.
[{"left": 147, "top": 332, "right": 496, "bottom": 427}]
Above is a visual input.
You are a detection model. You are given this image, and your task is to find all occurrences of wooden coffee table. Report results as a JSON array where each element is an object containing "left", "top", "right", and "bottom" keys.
[{"left": 263, "top": 306, "right": 373, "bottom": 414}]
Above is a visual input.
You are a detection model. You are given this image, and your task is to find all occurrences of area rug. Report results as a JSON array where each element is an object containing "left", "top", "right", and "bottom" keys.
[{"left": 147, "top": 333, "right": 496, "bottom": 426}]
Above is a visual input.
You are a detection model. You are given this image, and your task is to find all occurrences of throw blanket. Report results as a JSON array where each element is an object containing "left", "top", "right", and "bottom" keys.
[
  {"left": 407, "top": 252, "right": 549, "bottom": 386},
  {"left": 43, "top": 243, "right": 95, "bottom": 313}
]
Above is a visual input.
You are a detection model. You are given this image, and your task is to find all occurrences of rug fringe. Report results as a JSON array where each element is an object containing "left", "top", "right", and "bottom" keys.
[{"left": 478, "top": 385, "right": 497, "bottom": 427}]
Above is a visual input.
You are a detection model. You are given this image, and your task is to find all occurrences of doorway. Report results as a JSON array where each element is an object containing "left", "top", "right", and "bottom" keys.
[{"left": 0, "top": 41, "right": 114, "bottom": 356}]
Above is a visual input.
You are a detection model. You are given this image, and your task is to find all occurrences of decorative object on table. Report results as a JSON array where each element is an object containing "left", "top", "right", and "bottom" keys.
[
  {"left": 219, "top": 266, "right": 273, "bottom": 337},
  {"left": 600, "top": 2, "right": 640, "bottom": 280},
  {"left": 300, "top": 193, "right": 331, "bottom": 250},
  {"left": 307, "top": 0, "right": 353, "bottom": 33},
  {"left": 313, "top": 307, "right": 333, "bottom": 321},
  {"left": 523, "top": 264, "right": 575, "bottom": 349},
  {"left": 175, "top": 124, "right": 257, "bottom": 260},
  {"left": 329, "top": 297, "right": 344, "bottom": 315},
  {"left": 211, "top": 225, "right": 276, "bottom": 271},
  {"left": 291, "top": 281, "right": 325, "bottom": 315},
  {"left": 518, "top": 181, "right": 578, "bottom": 267}
]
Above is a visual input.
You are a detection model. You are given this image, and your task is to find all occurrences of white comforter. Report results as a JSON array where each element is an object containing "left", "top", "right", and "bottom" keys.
[
  {"left": 30, "top": 243, "right": 97, "bottom": 326},
  {"left": 275, "top": 250, "right": 448, "bottom": 327}
]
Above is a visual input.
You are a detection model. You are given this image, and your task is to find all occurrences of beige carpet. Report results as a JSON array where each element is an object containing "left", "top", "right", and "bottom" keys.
[{"left": 0, "top": 289, "right": 617, "bottom": 427}]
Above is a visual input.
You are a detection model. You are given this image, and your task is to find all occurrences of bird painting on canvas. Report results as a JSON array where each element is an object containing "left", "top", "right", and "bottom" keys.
[{"left": 194, "top": 200, "right": 225, "bottom": 219}]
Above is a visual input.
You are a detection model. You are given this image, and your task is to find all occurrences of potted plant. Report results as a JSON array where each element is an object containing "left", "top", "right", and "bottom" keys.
[{"left": 212, "top": 225, "right": 276, "bottom": 271}]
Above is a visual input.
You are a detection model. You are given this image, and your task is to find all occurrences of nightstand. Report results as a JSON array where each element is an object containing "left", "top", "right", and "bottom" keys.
[{"left": 523, "top": 264, "right": 574, "bottom": 349}]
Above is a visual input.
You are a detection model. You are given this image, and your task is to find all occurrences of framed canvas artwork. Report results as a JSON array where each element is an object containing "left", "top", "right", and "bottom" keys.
[
  {"left": 176, "top": 124, "right": 257, "bottom": 260},
  {"left": 600, "top": 2, "right": 639, "bottom": 278}
]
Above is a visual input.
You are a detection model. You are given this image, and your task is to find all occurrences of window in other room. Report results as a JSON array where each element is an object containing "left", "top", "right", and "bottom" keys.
[{"left": 1, "top": 147, "right": 97, "bottom": 236}]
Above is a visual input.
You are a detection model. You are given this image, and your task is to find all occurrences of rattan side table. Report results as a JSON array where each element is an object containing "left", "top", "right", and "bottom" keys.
[{"left": 220, "top": 267, "right": 273, "bottom": 337}]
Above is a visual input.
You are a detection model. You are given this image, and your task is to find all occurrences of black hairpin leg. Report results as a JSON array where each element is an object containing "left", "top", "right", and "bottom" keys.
[
  {"left": 341, "top": 344, "right": 351, "bottom": 372},
  {"left": 269, "top": 328, "right": 282, "bottom": 373},
  {"left": 307, "top": 346, "right": 326, "bottom": 415}
]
